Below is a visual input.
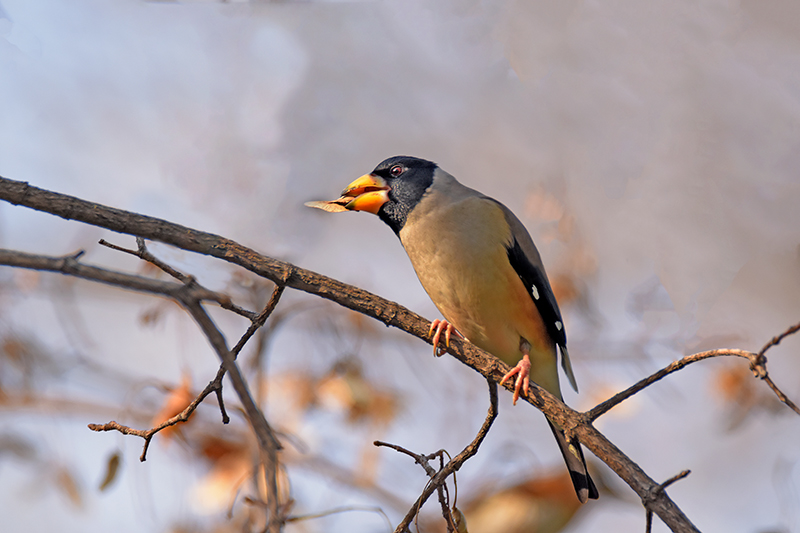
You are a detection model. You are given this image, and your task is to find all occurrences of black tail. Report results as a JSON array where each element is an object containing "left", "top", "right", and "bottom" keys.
[{"left": 548, "top": 420, "right": 599, "bottom": 503}]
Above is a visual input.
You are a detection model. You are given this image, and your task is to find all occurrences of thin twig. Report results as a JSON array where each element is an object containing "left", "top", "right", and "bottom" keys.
[
  {"left": 99, "top": 237, "right": 258, "bottom": 321},
  {"left": 645, "top": 471, "right": 691, "bottom": 533},
  {"left": 761, "top": 376, "right": 800, "bottom": 416},
  {"left": 756, "top": 321, "right": 800, "bottom": 416},
  {"left": 587, "top": 349, "right": 755, "bottom": 421},
  {"left": 377, "top": 380, "right": 499, "bottom": 533},
  {"left": 88, "top": 369, "right": 226, "bottom": 461},
  {"left": 100, "top": 237, "right": 189, "bottom": 282},
  {"left": 210, "top": 282, "right": 287, "bottom": 423},
  {"left": 588, "top": 321, "right": 800, "bottom": 420},
  {"left": 179, "top": 300, "right": 284, "bottom": 533},
  {"left": 89, "top": 283, "right": 286, "bottom": 449},
  {"left": 758, "top": 321, "right": 800, "bottom": 357},
  {"left": 286, "top": 505, "right": 392, "bottom": 531},
  {"left": 232, "top": 282, "right": 287, "bottom": 356}
]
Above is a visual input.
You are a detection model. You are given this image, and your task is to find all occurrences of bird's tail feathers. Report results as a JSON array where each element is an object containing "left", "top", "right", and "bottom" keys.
[
  {"left": 547, "top": 420, "right": 599, "bottom": 503},
  {"left": 559, "top": 345, "right": 579, "bottom": 393}
]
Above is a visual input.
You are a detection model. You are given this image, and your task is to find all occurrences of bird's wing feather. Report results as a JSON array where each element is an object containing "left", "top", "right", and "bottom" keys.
[{"left": 490, "top": 199, "right": 579, "bottom": 392}]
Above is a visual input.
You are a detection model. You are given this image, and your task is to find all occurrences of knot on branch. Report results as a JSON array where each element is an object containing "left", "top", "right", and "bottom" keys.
[
  {"left": 642, "top": 470, "right": 691, "bottom": 507},
  {"left": 749, "top": 353, "right": 768, "bottom": 379},
  {"left": 59, "top": 250, "right": 86, "bottom": 272}
]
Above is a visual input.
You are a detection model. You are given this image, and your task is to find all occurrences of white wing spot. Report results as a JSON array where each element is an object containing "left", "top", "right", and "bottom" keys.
[
  {"left": 531, "top": 285, "right": 539, "bottom": 300},
  {"left": 555, "top": 321, "right": 562, "bottom": 331}
]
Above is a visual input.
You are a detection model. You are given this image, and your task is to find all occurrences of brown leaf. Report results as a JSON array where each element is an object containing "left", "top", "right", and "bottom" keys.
[
  {"left": 317, "top": 361, "right": 398, "bottom": 426},
  {"left": 139, "top": 302, "right": 168, "bottom": 327},
  {"left": 713, "top": 363, "right": 783, "bottom": 430},
  {"left": 98, "top": 451, "right": 122, "bottom": 492},
  {"left": 460, "top": 472, "right": 585, "bottom": 533},
  {"left": 54, "top": 465, "right": 83, "bottom": 509},
  {"left": 152, "top": 373, "right": 194, "bottom": 439}
]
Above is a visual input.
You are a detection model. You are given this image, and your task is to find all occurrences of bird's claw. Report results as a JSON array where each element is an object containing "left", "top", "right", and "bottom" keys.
[
  {"left": 499, "top": 354, "right": 531, "bottom": 405},
  {"left": 429, "top": 319, "right": 458, "bottom": 357}
]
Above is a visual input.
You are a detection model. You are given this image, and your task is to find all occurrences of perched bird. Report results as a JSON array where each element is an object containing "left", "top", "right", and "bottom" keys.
[{"left": 306, "top": 156, "right": 598, "bottom": 502}]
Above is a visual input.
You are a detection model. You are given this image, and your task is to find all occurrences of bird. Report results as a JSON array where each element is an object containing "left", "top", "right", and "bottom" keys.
[{"left": 306, "top": 155, "right": 598, "bottom": 503}]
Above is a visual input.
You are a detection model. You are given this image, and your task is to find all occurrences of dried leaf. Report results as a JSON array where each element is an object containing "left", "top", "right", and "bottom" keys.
[
  {"left": 152, "top": 373, "right": 194, "bottom": 439},
  {"left": 2, "top": 336, "right": 35, "bottom": 365},
  {"left": 304, "top": 199, "right": 350, "bottom": 213},
  {"left": 139, "top": 302, "right": 168, "bottom": 327},
  {"left": 524, "top": 186, "right": 564, "bottom": 222},
  {"left": 318, "top": 362, "right": 398, "bottom": 425},
  {"left": 713, "top": 364, "right": 783, "bottom": 430},
  {"left": 461, "top": 472, "right": 584, "bottom": 533},
  {"left": 191, "top": 434, "right": 252, "bottom": 513},
  {"left": 453, "top": 506, "right": 469, "bottom": 533},
  {"left": 54, "top": 465, "right": 83, "bottom": 508},
  {"left": 99, "top": 451, "right": 122, "bottom": 491}
]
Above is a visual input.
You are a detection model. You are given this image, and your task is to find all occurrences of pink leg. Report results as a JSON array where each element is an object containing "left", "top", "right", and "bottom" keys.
[
  {"left": 428, "top": 319, "right": 460, "bottom": 357},
  {"left": 499, "top": 354, "right": 531, "bottom": 405}
]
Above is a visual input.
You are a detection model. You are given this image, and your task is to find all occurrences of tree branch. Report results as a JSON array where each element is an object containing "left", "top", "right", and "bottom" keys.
[
  {"left": 376, "top": 380, "right": 499, "bottom": 533},
  {"left": 99, "top": 236, "right": 258, "bottom": 321},
  {"left": 588, "top": 349, "right": 755, "bottom": 421},
  {"left": 645, "top": 471, "right": 692, "bottom": 533},
  {"left": 178, "top": 300, "right": 284, "bottom": 533},
  {"left": 587, "top": 321, "right": 800, "bottom": 421},
  {"left": 0, "top": 245, "right": 286, "bottom": 531},
  {"left": 1, "top": 176, "right": 797, "bottom": 532}
]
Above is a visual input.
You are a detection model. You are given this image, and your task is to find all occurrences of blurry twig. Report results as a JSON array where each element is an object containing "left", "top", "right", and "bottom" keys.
[{"left": 285, "top": 505, "right": 392, "bottom": 531}]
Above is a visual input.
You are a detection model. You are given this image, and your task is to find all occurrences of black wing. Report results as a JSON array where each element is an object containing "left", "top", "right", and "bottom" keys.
[
  {"left": 489, "top": 197, "right": 578, "bottom": 391},
  {"left": 506, "top": 236, "right": 567, "bottom": 349}
]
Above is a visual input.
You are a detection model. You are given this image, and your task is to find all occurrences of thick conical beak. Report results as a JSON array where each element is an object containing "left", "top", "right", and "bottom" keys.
[{"left": 340, "top": 174, "right": 390, "bottom": 214}]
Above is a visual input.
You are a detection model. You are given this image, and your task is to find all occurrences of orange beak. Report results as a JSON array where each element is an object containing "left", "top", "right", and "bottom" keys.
[{"left": 340, "top": 174, "right": 390, "bottom": 214}]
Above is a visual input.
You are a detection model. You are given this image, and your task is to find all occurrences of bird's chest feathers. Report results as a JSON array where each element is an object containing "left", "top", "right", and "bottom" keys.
[{"left": 398, "top": 193, "right": 535, "bottom": 353}]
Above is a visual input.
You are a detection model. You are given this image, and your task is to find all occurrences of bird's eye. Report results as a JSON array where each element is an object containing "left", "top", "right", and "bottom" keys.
[{"left": 390, "top": 165, "right": 404, "bottom": 177}]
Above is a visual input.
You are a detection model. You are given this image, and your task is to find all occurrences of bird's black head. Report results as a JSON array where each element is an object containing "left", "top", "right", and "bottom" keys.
[{"left": 371, "top": 156, "right": 437, "bottom": 234}]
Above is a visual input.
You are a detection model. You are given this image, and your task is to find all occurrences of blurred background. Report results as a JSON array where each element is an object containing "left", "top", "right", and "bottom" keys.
[{"left": 1, "top": 0, "right": 799, "bottom": 532}]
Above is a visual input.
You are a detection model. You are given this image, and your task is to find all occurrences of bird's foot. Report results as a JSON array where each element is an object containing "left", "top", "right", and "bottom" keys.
[
  {"left": 499, "top": 354, "right": 531, "bottom": 405},
  {"left": 428, "top": 319, "right": 459, "bottom": 357}
]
